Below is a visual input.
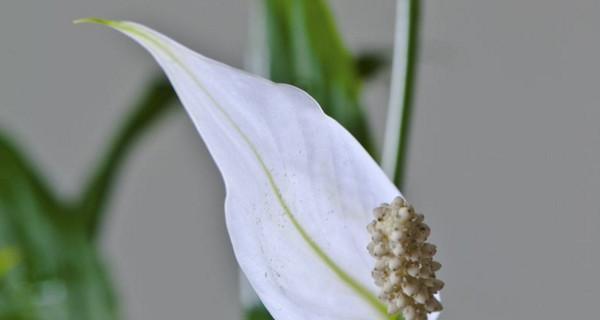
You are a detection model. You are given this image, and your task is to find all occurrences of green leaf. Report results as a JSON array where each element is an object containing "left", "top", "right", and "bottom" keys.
[
  {"left": 0, "top": 76, "right": 175, "bottom": 319},
  {"left": 0, "top": 131, "right": 63, "bottom": 275},
  {"left": 0, "top": 247, "right": 20, "bottom": 279},
  {"left": 245, "top": 304, "right": 274, "bottom": 320},
  {"left": 0, "top": 131, "right": 118, "bottom": 319},
  {"left": 76, "top": 76, "right": 176, "bottom": 238},
  {"left": 264, "top": 0, "right": 376, "bottom": 155}
]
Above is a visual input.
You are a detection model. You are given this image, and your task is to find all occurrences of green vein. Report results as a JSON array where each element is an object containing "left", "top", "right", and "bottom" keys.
[{"left": 76, "top": 18, "right": 390, "bottom": 318}]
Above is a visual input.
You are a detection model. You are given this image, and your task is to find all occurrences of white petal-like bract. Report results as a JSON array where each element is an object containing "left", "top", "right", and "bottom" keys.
[{"left": 79, "top": 19, "right": 437, "bottom": 320}]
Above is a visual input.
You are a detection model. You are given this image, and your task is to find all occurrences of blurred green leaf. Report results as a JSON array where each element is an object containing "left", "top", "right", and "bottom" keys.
[
  {"left": 77, "top": 76, "right": 176, "bottom": 239},
  {"left": 0, "top": 131, "right": 118, "bottom": 319},
  {"left": 0, "top": 247, "right": 20, "bottom": 279},
  {"left": 264, "top": 0, "right": 376, "bottom": 155},
  {"left": 0, "top": 75, "right": 176, "bottom": 319},
  {"left": 245, "top": 304, "right": 274, "bottom": 320}
]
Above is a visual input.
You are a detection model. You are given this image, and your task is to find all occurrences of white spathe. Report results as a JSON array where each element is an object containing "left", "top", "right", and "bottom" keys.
[{"left": 79, "top": 19, "right": 437, "bottom": 320}]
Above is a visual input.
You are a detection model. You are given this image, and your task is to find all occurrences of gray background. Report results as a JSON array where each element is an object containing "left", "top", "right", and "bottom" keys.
[{"left": 1, "top": 0, "right": 599, "bottom": 319}]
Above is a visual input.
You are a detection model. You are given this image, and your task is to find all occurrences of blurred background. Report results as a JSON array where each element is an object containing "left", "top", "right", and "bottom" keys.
[{"left": 1, "top": 0, "right": 599, "bottom": 319}]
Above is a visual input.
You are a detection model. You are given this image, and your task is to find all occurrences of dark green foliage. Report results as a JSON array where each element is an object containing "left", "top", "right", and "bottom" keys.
[
  {"left": 0, "top": 76, "right": 176, "bottom": 319},
  {"left": 245, "top": 304, "right": 274, "bottom": 320},
  {"left": 0, "top": 131, "right": 117, "bottom": 320},
  {"left": 355, "top": 51, "right": 389, "bottom": 81}
]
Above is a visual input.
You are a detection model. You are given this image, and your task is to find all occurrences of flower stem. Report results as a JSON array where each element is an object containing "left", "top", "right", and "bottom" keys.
[{"left": 381, "top": 0, "right": 421, "bottom": 189}]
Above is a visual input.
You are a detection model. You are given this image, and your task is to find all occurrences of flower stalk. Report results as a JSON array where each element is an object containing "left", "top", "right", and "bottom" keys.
[{"left": 381, "top": 0, "right": 421, "bottom": 188}]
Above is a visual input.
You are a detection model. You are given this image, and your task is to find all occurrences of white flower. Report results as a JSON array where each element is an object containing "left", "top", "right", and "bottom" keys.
[{"left": 77, "top": 19, "right": 441, "bottom": 320}]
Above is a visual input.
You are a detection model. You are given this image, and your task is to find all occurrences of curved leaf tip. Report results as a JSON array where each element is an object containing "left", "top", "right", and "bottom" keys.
[{"left": 73, "top": 17, "right": 118, "bottom": 27}]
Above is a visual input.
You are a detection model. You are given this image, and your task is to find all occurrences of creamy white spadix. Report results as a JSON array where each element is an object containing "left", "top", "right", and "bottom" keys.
[{"left": 78, "top": 19, "right": 439, "bottom": 320}]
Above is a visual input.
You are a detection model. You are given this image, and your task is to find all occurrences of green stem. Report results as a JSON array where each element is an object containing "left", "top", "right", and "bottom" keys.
[
  {"left": 76, "top": 76, "right": 176, "bottom": 239},
  {"left": 381, "top": 0, "right": 421, "bottom": 189}
]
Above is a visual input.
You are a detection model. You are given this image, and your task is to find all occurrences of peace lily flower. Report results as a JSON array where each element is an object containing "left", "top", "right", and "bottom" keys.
[{"left": 76, "top": 19, "right": 443, "bottom": 320}]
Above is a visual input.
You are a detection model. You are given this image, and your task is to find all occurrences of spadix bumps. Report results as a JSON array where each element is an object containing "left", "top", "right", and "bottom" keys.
[{"left": 368, "top": 197, "right": 443, "bottom": 320}]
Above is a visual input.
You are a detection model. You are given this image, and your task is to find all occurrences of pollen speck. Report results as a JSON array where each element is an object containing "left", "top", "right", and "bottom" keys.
[{"left": 367, "top": 197, "right": 443, "bottom": 320}]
